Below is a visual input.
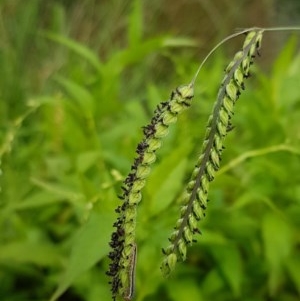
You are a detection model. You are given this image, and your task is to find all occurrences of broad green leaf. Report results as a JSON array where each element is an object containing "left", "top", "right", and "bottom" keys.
[
  {"left": 43, "top": 31, "right": 103, "bottom": 72},
  {"left": 285, "top": 255, "right": 300, "bottom": 294},
  {"left": 272, "top": 36, "right": 298, "bottom": 80},
  {"left": 76, "top": 150, "right": 101, "bottom": 173},
  {"left": 0, "top": 241, "right": 62, "bottom": 267},
  {"left": 30, "top": 177, "right": 84, "bottom": 202},
  {"left": 262, "top": 213, "right": 292, "bottom": 295},
  {"left": 211, "top": 244, "right": 243, "bottom": 297},
  {"left": 10, "top": 191, "right": 70, "bottom": 210},
  {"left": 166, "top": 278, "right": 203, "bottom": 301},
  {"left": 49, "top": 211, "right": 114, "bottom": 301},
  {"left": 135, "top": 243, "right": 163, "bottom": 301},
  {"left": 128, "top": 0, "right": 142, "bottom": 47},
  {"left": 145, "top": 141, "right": 191, "bottom": 216},
  {"left": 148, "top": 157, "right": 187, "bottom": 215},
  {"left": 54, "top": 75, "right": 95, "bottom": 114},
  {"left": 230, "top": 191, "right": 282, "bottom": 217},
  {"left": 198, "top": 230, "right": 228, "bottom": 245},
  {"left": 201, "top": 268, "right": 226, "bottom": 296},
  {"left": 106, "top": 37, "right": 165, "bottom": 74}
]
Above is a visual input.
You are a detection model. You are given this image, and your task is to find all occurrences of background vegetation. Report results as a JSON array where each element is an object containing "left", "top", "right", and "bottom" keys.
[{"left": 0, "top": 0, "right": 300, "bottom": 301}]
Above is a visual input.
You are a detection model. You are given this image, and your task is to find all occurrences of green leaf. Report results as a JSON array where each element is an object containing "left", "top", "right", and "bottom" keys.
[
  {"left": 272, "top": 35, "right": 297, "bottom": 80},
  {"left": 0, "top": 241, "right": 62, "bottom": 267},
  {"left": 11, "top": 191, "right": 71, "bottom": 211},
  {"left": 49, "top": 211, "right": 114, "bottom": 301},
  {"left": 162, "top": 37, "right": 199, "bottom": 48},
  {"left": 128, "top": 0, "right": 142, "bottom": 47},
  {"left": 76, "top": 150, "right": 101, "bottom": 173},
  {"left": 134, "top": 243, "right": 163, "bottom": 300},
  {"left": 201, "top": 268, "right": 225, "bottom": 297},
  {"left": 43, "top": 31, "right": 103, "bottom": 72},
  {"left": 285, "top": 255, "right": 300, "bottom": 294},
  {"left": 105, "top": 37, "right": 165, "bottom": 74},
  {"left": 145, "top": 141, "right": 191, "bottom": 216},
  {"left": 211, "top": 244, "right": 243, "bottom": 297},
  {"left": 30, "top": 177, "right": 84, "bottom": 203},
  {"left": 166, "top": 278, "right": 204, "bottom": 301},
  {"left": 262, "top": 213, "right": 293, "bottom": 295},
  {"left": 54, "top": 75, "right": 96, "bottom": 114},
  {"left": 198, "top": 230, "right": 228, "bottom": 245}
]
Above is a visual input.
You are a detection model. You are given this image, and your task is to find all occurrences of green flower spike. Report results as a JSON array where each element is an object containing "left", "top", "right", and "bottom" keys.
[
  {"left": 160, "top": 30, "right": 264, "bottom": 277},
  {"left": 107, "top": 82, "right": 196, "bottom": 300}
]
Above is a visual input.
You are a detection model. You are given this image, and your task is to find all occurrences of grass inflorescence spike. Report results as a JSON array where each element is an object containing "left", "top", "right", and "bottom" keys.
[
  {"left": 160, "top": 29, "right": 264, "bottom": 277},
  {"left": 107, "top": 83, "right": 195, "bottom": 300},
  {"left": 107, "top": 26, "right": 300, "bottom": 297}
]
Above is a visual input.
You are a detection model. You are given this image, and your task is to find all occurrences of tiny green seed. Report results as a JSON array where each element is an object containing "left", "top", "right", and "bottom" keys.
[
  {"left": 163, "top": 111, "right": 177, "bottom": 125},
  {"left": 154, "top": 123, "right": 169, "bottom": 138}
]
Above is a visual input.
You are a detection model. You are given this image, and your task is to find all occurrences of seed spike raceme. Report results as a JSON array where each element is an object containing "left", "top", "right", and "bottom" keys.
[
  {"left": 160, "top": 29, "right": 264, "bottom": 277},
  {"left": 107, "top": 26, "right": 300, "bottom": 297},
  {"left": 107, "top": 81, "right": 196, "bottom": 300}
]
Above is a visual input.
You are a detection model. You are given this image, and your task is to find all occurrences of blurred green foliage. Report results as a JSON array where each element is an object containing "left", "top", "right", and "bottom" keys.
[{"left": 0, "top": 1, "right": 300, "bottom": 301}]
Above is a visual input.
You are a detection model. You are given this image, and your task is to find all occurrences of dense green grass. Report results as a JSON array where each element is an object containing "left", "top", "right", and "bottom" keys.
[{"left": 1, "top": 1, "right": 300, "bottom": 301}]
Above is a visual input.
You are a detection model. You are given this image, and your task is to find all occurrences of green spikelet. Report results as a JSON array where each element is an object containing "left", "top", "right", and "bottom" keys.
[
  {"left": 107, "top": 83, "right": 195, "bottom": 300},
  {"left": 160, "top": 29, "right": 264, "bottom": 277}
]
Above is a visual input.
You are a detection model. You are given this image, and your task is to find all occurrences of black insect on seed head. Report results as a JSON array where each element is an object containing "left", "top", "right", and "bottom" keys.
[
  {"left": 121, "top": 186, "right": 129, "bottom": 193},
  {"left": 113, "top": 218, "right": 123, "bottom": 228},
  {"left": 192, "top": 228, "right": 201, "bottom": 234},
  {"left": 137, "top": 141, "right": 148, "bottom": 153},
  {"left": 125, "top": 172, "right": 136, "bottom": 185},
  {"left": 109, "top": 240, "right": 118, "bottom": 248},
  {"left": 170, "top": 90, "right": 176, "bottom": 99},
  {"left": 111, "top": 232, "right": 119, "bottom": 240},
  {"left": 182, "top": 100, "right": 191, "bottom": 107},
  {"left": 175, "top": 87, "right": 182, "bottom": 97},
  {"left": 142, "top": 124, "right": 156, "bottom": 136},
  {"left": 194, "top": 215, "right": 200, "bottom": 221},
  {"left": 226, "top": 123, "right": 235, "bottom": 132},
  {"left": 116, "top": 227, "right": 125, "bottom": 236},
  {"left": 155, "top": 101, "right": 168, "bottom": 114}
]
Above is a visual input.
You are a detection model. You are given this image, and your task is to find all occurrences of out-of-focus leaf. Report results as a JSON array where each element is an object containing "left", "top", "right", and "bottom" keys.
[
  {"left": 134, "top": 243, "right": 162, "bottom": 301},
  {"left": 230, "top": 191, "right": 282, "bottom": 217},
  {"left": 0, "top": 242, "right": 62, "bottom": 267},
  {"left": 201, "top": 269, "right": 225, "bottom": 297},
  {"left": 128, "top": 0, "right": 142, "bottom": 47},
  {"left": 166, "top": 278, "right": 203, "bottom": 301},
  {"left": 30, "top": 177, "right": 84, "bottom": 202},
  {"left": 106, "top": 37, "right": 165, "bottom": 74},
  {"left": 54, "top": 75, "right": 95, "bottom": 114},
  {"left": 285, "top": 255, "right": 300, "bottom": 294},
  {"left": 162, "top": 37, "right": 199, "bottom": 47},
  {"left": 11, "top": 191, "right": 70, "bottom": 210},
  {"left": 76, "top": 150, "right": 101, "bottom": 173},
  {"left": 198, "top": 230, "right": 228, "bottom": 245},
  {"left": 145, "top": 141, "right": 191, "bottom": 216},
  {"left": 262, "top": 213, "right": 293, "bottom": 295},
  {"left": 272, "top": 36, "right": 297, "bottom": 80},
  {"left": 148, "top": 157, "right": 187, "bottom": 215},
  {"left": 211, "top": 244, "right": 243, "bottom": 297},
  {"left": 49, "top": 211, "right": 114, "bottom": 301},
  {"left": 43, "top": 31, "right": 103, "bottom": 72}
]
